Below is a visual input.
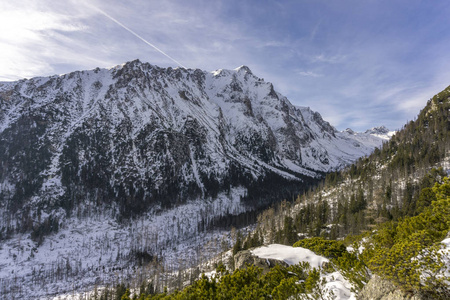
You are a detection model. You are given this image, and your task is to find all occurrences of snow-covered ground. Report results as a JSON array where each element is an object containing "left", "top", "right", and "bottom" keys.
[
  {"left": 251, "top": 244, "right": 356, "bottom": 299},
  {"left": 435, "top": 237, "right": 450, "bottom": 286},
  {"left": 0, "top": 188, "right": 248, "bottom": 299}
]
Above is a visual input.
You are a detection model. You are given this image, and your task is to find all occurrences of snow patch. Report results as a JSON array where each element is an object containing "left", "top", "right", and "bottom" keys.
[
  {"left": 251, "top": 244, "right": 329, "bottom": 269},
  {"left": 251, "top": 244, "right": 356, "bottom": 299}
]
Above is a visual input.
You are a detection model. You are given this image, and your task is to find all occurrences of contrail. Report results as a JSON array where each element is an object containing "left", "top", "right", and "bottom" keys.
[{"left": 89, "top": 4, "right": 187, "bottom": 69}]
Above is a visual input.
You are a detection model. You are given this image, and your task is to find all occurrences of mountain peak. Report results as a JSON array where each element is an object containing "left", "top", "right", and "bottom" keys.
[
  {"left": 120, "top": 58, "right": 144, "bottom": 68},
  {"left": 365, "top": 125, "right": 389, "bottom": 135},
  {"left": 342, "top": 126, "right": 395, "bottom": 140},
  {"left": 344, "top": 128, "right": 355, "bottom": 135},
  {"left": 234, "top": 65, "right": 253, "bottom": 75},
  {"left": 211, "top": 65, "right": 253, "bottom": 77}
]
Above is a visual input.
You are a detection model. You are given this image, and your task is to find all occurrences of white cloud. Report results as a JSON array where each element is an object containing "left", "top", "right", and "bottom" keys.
[
  {"left": 295, "top": 70, "right": 322, "bottom": 77},
  {"left": 310, "top": 53, "right": 346, "bottom": 64},
  {"left": 0, "top": 0, "right": 96, "bottom": 80}
]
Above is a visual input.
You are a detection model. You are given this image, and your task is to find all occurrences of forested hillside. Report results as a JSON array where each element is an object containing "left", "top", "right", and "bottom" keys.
[
  {"left": 233, "top": 85, "right": 450, "bottom": 298},
  {"left": 248, "top": 84, "right": 450, "bottom": 243},
  {"left": 96, "top": 169, "right": 450, "bottom": 299}
]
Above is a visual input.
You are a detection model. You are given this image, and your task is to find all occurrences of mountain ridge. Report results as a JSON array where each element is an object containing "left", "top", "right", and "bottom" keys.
[{"left": 0, "top": 59, "right": 389, "bottom": 221}]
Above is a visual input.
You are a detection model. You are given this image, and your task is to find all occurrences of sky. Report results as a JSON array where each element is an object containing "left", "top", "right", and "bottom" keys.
[{"left": 1, "top": 0, "right": 450, "bottom": 131}]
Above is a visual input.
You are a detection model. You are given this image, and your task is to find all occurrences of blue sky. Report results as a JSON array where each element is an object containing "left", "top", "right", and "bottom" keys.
[{"left": 1, "top": 0, "right": 450, "bottom": 131}]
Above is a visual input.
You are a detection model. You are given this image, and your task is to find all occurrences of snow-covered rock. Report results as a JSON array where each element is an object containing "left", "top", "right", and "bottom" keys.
[
  {"left": 364, "top": 126, "right": 396, "bottom": 140},
  {"left": 250, "top": 244, "right": 356, "bottom": 299},
  {"left": 250, "top": 244, "right": 329, "bottom": 268}
]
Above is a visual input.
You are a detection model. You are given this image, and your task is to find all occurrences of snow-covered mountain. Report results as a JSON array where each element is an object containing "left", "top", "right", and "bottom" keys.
[
  {"left": 0, "top": 60, "right": 388, "bottom": 220},
  {"left": 0, "top": 60, "right": 391, "bottom": 298},
  {"left": 364, "top": 125, "right": 396, "bottom": 139}
]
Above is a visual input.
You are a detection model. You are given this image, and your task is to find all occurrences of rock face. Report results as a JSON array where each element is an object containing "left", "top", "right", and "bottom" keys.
[
  {"left": 358, "top": 275, "right": 423, "bottom": 300},
  {"left": 233, "top": 249, "right": 288, "bottom": 273}
]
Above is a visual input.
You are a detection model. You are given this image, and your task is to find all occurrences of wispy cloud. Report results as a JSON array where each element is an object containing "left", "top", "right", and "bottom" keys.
[
  {"left": 310, "top": 54, "right": 346, "bottom": 64},
  {"left": 0, "top": 0, "right": 101, "bottom": 80},
  {"left": 295, "top": 70, "right": 322, "bottom": 78},
  {"left": 309, "top": 20, "right": 322, "bottom": 41}
]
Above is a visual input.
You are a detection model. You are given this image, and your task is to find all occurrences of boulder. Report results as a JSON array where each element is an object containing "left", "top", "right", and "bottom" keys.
[
  {"left": 233, "top": 250, "right": 288, "bottom": 273},
  {"left": 358, "top": 275, "right": 423, "bottom": 300}
]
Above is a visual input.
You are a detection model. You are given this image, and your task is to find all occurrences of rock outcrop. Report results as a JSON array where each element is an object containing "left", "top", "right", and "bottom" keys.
[
  {"left": 233, "top": 249, "right": 288, "bottom": 273},
  {"left": 358, "top": 275, "right": 423, "bottom": 300}
]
